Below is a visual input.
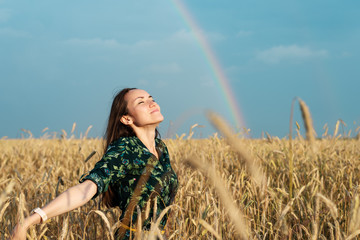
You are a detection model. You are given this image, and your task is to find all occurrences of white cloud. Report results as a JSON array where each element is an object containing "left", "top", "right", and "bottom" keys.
[
  {"left": 236, "top": 30, "right": 253, "bottom": 37},
  {"left": 170, "top": 29, "right": 194, "bottom": 42},
  {"left": 256, "top": 45, "right": 328, "bottom": 64},
  {"left": 0, "top": 28, "right": 31, "bottom": 38},
  {"left": 62, "top": 27, "right": 221, "bottom": 53},
  {"left": 146, "top": 63, "right": 181, "bottom": 74},
  {"left": 63, "top": 38, "right": 122, "bottom": 48},
  {"left": 341, "top": 51, "right": 351, "bottom": 57},
  {"left": 134, "top": 40, "right": 154, "bottom": 47},
  {"left": 63, "top": 38, "right": 157, "bottom": 50},
  {"left": 0, "top": 8, "right": 11, "bottom": 22},
  {"left": 170, "top": 28, "right": 225, "bottom": 43}
]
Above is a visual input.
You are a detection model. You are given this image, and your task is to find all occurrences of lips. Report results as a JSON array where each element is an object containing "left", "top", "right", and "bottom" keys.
[{"left": 150, "top": 109, "right": 159, "bottom": 114}]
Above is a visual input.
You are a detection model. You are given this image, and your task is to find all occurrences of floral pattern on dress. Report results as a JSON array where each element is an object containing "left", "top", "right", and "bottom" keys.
[{"left": 79, "top": 136, "right": 178, "bottom": 239}]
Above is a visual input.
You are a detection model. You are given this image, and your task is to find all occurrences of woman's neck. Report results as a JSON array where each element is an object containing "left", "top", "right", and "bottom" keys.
[{"left": 133, "top": 126, "right": 158, "bottom": 157}]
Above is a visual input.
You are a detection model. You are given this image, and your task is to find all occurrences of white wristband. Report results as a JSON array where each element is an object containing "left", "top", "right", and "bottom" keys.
[{"left": 31, "top": 208, "right": 48, "bottom": 223}]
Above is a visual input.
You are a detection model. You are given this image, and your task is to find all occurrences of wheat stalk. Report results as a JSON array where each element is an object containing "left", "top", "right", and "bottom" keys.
[
  {"left": 298, "top": 98, "right": 316, "bottom": 144},
  {"left": 184, "top": 156, "right": 250, "bottom": 240},
  {"left": 206, "top": 111, "right": 267, "bottom": 194}
]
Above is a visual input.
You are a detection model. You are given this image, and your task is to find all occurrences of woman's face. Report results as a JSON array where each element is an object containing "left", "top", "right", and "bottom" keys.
[{"left": 122, "top": 89, "right": 164, "bottom": 127}]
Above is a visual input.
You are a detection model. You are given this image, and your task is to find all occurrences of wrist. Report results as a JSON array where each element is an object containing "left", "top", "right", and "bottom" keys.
[
  {"left": 31, "top": 208, "right": 48, "bottom": 223},
  {"left": 24, "top": 210, "right": 42, "bottom": 228}
]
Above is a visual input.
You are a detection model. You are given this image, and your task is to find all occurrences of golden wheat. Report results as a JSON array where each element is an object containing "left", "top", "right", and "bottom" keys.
[{"left": 1, "top": 120, "right": 360, "bottom": 239}]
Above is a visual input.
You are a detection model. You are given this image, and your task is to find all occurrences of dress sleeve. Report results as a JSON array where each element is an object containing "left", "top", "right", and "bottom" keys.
[{"left": 79, "top": 144, "right": 127, "bottom": 199}]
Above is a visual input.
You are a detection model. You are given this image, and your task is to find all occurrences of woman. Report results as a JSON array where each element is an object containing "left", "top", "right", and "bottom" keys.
[{"left": 11, "top": 88, "right": 179, "bottom": 239}]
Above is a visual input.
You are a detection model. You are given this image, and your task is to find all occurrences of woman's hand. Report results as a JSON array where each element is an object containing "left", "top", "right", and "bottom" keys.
[
  {"left": 10, "top": 223, "right": 27, "bottom": 240},
  {"left": 10, "top": 213, "right": 41, "bottom": 240},
  {"left": 10, "top": 180, "right": 97, "bottom": 239}
]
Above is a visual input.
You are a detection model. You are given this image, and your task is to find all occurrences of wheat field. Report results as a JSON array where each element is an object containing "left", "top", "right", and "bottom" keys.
[{"left": 1, "top": 110, "right": 360, "bottom": 239}]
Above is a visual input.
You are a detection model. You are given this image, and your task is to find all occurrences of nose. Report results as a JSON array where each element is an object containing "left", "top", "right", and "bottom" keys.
[{"left": 148, "top": 100, "right": 156, "bottom": 108}]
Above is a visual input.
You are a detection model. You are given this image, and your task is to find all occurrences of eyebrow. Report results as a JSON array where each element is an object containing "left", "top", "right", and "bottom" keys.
[{"left": 134, "top": 95, "right": 153, "bottom": 101}]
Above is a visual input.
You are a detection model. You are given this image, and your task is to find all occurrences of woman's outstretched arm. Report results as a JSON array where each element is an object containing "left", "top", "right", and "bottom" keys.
[{"left": 11, "top": 180, "right": 97, "bottom": 240}]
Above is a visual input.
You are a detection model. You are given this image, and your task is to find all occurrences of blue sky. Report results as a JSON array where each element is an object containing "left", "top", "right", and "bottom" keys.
[{"left": 1, "top": 0, "right": 359, "bottom": 139}]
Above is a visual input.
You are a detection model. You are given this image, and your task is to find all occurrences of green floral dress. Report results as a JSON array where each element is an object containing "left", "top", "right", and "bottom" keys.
[{"left": 79, "top": 136, "right": 178, "bottom": 239}]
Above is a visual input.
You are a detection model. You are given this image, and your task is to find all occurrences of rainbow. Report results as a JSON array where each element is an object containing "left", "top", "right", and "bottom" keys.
[{"left": 172, "top": 0, "right": 246, "bottom": 130}]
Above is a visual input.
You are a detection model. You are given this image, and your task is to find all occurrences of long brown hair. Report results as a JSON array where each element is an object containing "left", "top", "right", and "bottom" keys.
[{"left": 102, "top": 88, "right": 160, "bottom": 208}]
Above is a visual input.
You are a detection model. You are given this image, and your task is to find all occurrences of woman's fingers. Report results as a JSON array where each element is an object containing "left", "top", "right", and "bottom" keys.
[{"left": 10, "top": 224, "right": 27, "bottom": 240}]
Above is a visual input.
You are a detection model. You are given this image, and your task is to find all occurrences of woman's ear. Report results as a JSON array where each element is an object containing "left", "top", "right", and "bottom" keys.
[{"left": 120, "top": 115, "right": 132, "bottom": 125}]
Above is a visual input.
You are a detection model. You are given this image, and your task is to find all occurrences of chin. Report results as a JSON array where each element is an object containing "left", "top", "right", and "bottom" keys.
[
  {"left": 155, "top": 113, "right": 164, "bottom": 122},
  {"left": 156, "top": 117, "right": 164, "bottom": 124}
]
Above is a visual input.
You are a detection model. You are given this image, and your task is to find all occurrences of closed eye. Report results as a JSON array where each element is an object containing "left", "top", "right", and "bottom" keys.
[{"left": 149, "top": 96, "right": 156, "bottom": 102}]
